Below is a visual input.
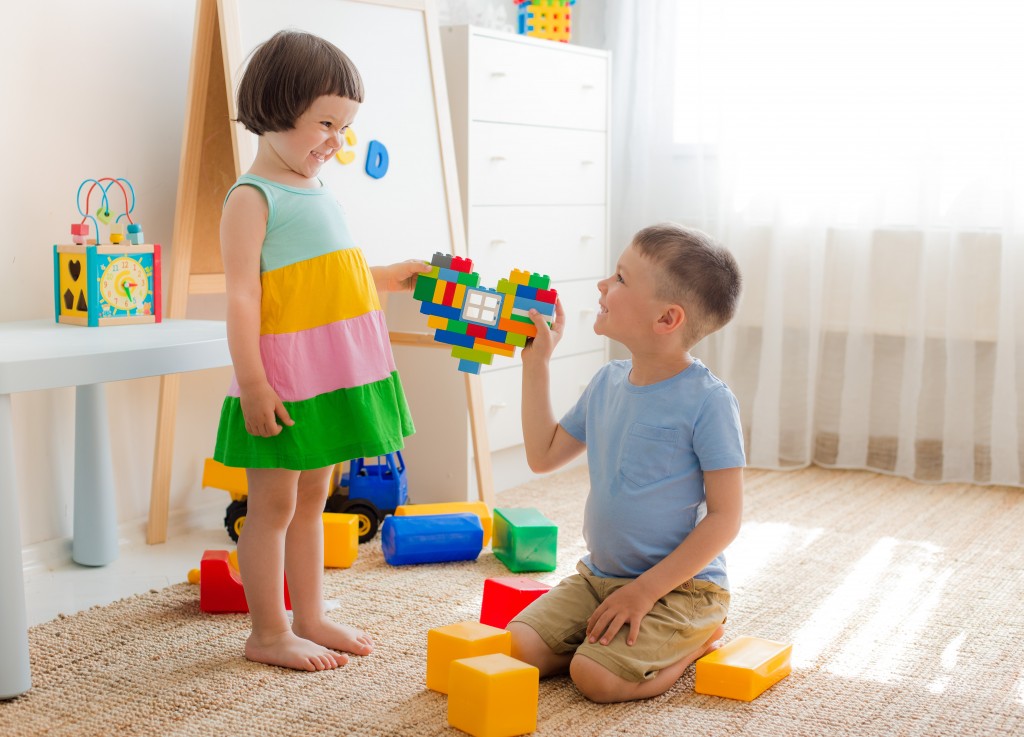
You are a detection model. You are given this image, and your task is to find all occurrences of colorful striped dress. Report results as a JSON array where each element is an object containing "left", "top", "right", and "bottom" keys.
[{"left": 213, "top": 174, "right": 413, "bottom": 470}]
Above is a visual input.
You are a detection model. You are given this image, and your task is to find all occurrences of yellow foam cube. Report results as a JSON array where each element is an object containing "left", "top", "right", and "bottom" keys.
[
  {"left": 396, "top": 502, "right": 493, "bottom": 546},
  {"left": 322, "top": 513, "right": 359, "bottom": 569},
  {"left": 448, "top": 654, "right": 538, "bottom": 737},
  {"left": 427, "top": 621, "right": 511, "bottom": 694},
  {"left": 695, "top": 636, "right": 792, "bottom": 701}
]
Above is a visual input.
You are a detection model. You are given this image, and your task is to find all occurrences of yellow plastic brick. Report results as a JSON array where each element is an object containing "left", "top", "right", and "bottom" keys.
[
  {"left": 448, "top": 653, "right": 538, "bottom": 737},
  {"left": 426, "top": 621, "right": 511, "bottom": 694},
  {"left": 695, "top": 635, "right": 792, "bottom": 701},
  {"left": 322, "top": 513, "right": 359, "bottom": 568}
]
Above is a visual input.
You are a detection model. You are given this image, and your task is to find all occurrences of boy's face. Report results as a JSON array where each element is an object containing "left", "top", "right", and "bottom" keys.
[
  {"left": 594, "top": 243, "right": 665, "bottom": 345},
  {"left": 264, "top": 94, "right": 360, "bottom": 180}
]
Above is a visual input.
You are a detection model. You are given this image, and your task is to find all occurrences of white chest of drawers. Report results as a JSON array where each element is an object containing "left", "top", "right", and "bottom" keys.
[{"left": 439, "top": 25, "right": 611, "bottom": 487}]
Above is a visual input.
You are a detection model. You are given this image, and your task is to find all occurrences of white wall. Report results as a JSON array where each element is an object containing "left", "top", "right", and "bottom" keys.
[
  {"left": 1, "top": 1, "right": 236, "bottom": 549},
  {"left": 5, "top": 0, "right": 611, "bottom": 553}
]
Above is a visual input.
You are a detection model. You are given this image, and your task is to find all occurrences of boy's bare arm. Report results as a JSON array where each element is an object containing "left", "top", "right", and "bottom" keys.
[
  {"left": 522, "top": 300, "right": 586, "bottom": 473},
  {"left": 586, "top": 467, "right": 744, "bottom": 646}
]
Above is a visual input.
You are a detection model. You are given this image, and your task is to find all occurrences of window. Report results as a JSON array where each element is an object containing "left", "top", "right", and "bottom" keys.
[{"left": 462, "top": 289, "right": 502, "bottom": 327}]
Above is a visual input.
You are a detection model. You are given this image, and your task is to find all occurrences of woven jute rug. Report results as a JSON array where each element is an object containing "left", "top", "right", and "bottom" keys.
[{"left": 3, "top": 465, "right": 1024, "bottom": 737}]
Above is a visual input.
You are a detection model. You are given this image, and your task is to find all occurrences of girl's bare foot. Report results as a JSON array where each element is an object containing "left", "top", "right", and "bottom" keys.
[
  {"left": 245, "top": 629, "right": 348, "bottom": 671},
  {"left": 293, "top": 619, "right": 375, "bottom": 656}
]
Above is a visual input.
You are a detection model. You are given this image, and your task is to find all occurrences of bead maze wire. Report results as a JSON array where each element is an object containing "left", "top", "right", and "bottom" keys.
[{"left": 73, "top": 177, "right": 139, "bottom": 245}]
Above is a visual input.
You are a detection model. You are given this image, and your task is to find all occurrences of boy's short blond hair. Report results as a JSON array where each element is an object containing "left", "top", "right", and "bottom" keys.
[
  {"left": 236, "top": 30, "right": 364, "bottom": 135},
  {"left": 631, "top": 223, "right": 742, "bottom": 347}
]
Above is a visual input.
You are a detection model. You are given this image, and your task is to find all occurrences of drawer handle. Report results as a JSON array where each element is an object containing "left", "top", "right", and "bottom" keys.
[
  {"left": 490, "top": 238, "right": 508, "bottom": 247},
  {"left": 579, "top": 308, "right": 597, "bottom": 316},
  {"left": 581, "top": 234, "right": 595, "bottom": 241},
  {"left": 490, "top": 401, "right": 509, "bottom": 410},
  {"left": 581, "top": 159, "right": 595, "bottom": 166},
  {"left": 490, "top": 155, "right": 507, "bottom": 162},
  {"left": 491, "top": 71, "right": 508, "bottom": 78},
  {"left": 582, "top": 83, "right": 596, "bottom": 90}
]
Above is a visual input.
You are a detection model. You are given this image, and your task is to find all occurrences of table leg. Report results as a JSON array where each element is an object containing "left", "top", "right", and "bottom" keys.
[
  {"left": 0, "top": 393, "right": 32, "bottom": 698},
  {"left": 72, "top": 384, "right": 119, "bottom": 567}
]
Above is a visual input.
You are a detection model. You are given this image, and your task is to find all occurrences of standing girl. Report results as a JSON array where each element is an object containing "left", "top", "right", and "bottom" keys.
[{"left": 213, "top": 30, "right": 427, "bottom": 671}]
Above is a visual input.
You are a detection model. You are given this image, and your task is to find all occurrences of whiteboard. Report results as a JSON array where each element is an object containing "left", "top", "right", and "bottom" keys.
[{"left": 218, "top": 0, "right": 465, "bottom": 265}]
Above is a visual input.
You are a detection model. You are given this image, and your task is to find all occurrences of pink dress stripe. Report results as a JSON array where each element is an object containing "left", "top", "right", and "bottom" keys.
[{"left": 227, "top": 310, "right": 397, "bottom": 402}]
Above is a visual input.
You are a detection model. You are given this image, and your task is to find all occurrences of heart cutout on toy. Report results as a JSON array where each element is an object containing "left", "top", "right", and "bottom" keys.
[{"left": 68, "top": 260, "right": 82, "bottom": 281}]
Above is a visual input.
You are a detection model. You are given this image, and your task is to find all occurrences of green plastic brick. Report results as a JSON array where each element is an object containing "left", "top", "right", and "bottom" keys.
[
  {"left": 451, "top": 345, "right": 496, "bottom": 365},
  {"left": 456, "top": 271, "right": 481, "bottom": 287},
  {"left": 528, "top": 272, "right": 550, "bottom": 290},
  {"left": 413, "top": 275, "right": 437, "bottom": 302},
  {"left": 493, "top": 508, "right": 557, "bottom": 572}
]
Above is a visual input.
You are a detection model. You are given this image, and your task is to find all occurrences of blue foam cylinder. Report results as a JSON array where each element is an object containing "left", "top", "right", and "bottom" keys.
[{"left": 381, "top": 513, "right": 484, "bottom": 566}]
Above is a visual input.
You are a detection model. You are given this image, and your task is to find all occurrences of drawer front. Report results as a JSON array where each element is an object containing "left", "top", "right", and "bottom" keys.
[
  {"left": 470, "top": 34, "right": 608, "bottom": 131},
  {"left": 470, "top": 123, "right": 606, "bottom": 206},
  {"left": 469, "top": 205, "right": 607, "bottom": 283},
  {"left": 481, "top": 350, "right": 606, "bottom": 452}
]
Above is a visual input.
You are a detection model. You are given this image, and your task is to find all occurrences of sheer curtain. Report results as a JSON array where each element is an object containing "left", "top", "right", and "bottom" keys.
[{"left": 606, "top": 0, "right": 1024, "bottom": 485}]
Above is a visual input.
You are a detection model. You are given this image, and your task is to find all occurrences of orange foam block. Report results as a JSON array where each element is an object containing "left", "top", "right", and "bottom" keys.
[{"left": 694, "top": 635, "right": 792, "bottom": 701}]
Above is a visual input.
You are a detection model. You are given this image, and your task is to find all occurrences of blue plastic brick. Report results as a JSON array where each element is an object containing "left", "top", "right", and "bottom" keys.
[
  {"left": 419, "top": 301, "right": 464, "bottom": 321},
  {"left": 381, "top": 513, "right": 484, "bottom": 565},
  {"left": 433, "top": 329, "right": 477, "bottom": 349}
]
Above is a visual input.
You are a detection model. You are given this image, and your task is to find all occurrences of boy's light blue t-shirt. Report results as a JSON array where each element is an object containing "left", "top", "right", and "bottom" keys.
[{"left": 559, "top": 358, "right": 745, "bottom": 590}]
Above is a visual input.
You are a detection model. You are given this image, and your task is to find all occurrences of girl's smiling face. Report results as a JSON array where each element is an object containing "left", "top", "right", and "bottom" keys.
[{"left": 262, "top": 94, "right": 360, "bottom": 183}]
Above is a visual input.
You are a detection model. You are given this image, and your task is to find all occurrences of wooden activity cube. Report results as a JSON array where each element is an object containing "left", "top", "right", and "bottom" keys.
[
  {"left": 426, "top": 621, "right": 511, "bottom": 694},
  {"left": 694, "top": 635, "right": 792, "bottom": 701},
  {"left": 492, "top": 508, "right": 558, "bottom": 573},
  {"left": 479, "top": 577, "right": 552, "bottom": 629},
  {"left": 448, "top": 653, "right": 539, "bottom": 737},
  {"left": 53, "top": 244, "right": 161, "bottom": 326}
]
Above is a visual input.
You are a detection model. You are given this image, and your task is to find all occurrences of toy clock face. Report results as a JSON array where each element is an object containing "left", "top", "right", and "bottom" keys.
[{"left": 99, "top": 256, "right": 149, "bottom": 311}]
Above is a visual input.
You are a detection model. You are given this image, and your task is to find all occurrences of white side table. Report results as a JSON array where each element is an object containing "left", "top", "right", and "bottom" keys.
[{"left": 0, "top": 319, "right": 230, "bottom": 699}]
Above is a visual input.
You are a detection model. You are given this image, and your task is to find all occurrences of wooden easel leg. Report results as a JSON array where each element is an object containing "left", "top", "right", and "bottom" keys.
[
  {"left": 147, "top": 374, "right": 181, "bottom": 544},
  {"left": 464, "top": 373, "right": 495, "bottom": 507}
]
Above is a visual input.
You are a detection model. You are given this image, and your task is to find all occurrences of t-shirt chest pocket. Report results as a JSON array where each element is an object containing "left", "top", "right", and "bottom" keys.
[{"left": 619, "top": 422, "right": 683, "bottom": 488}]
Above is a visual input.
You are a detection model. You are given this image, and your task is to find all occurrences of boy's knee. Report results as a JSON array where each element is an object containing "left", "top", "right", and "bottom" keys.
[
  {"left": 508, "top": 622, "right": 544, "bottom": 665},
  {"left": 569, "top": 653, "right": 632, "bottom": 703}
]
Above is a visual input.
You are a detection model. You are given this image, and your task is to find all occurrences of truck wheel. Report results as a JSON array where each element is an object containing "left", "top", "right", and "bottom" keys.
[
  {"left": 323, "top": 493, "right": 346, "bottom": 514},
  {"left": 224, "top": 500, "right": 248, "bottom": 542},
  {"left": 340, "top": 502, "right": 380, "bottom": 543}
]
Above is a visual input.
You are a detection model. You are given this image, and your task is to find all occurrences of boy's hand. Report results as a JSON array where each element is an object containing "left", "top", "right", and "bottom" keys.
[
  {"left": 239, "top": 382, "right": 294, "bottom": 437},
  {"left": 586, "top": 580, "right": 658, "bottom": 647},
  {"left": 522, "top": 298, "right": 565, "bottom": 365},
  {"left": 376, "top": 259, "right": 431, "bottom": 292}
]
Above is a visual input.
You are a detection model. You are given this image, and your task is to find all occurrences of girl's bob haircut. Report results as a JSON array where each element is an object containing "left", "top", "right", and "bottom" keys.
[{"left": 236, "top": 30, "right": 364, "bottom": 135}]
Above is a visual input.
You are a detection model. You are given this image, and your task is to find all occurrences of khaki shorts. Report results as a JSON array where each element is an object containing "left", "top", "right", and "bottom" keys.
[{"left": 511, "top": 561, "right": 729, "bottom": 683}]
